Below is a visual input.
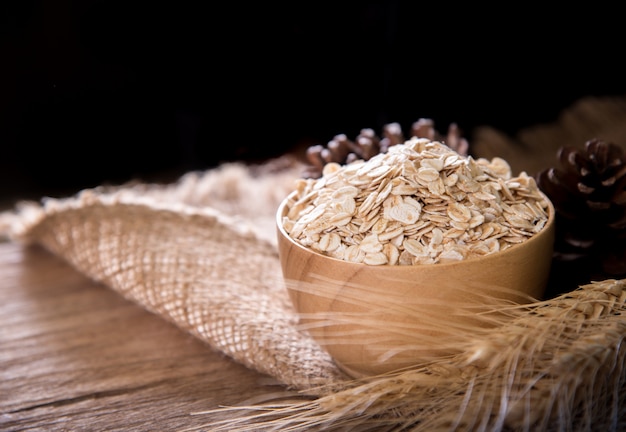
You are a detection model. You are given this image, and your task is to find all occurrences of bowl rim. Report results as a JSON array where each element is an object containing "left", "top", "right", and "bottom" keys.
[{"left": 276, "top": 189, "right": 555, "bottom": 269}]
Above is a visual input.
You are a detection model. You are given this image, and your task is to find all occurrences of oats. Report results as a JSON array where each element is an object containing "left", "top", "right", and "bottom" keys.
[
  {"left": 499, "top": 179, "right": 516, "bottom": 201},
  {"left": 375, "top": 181, "right": 394, "bottom": 205},
  {"left": 510, "top": 227, "right": 535, "bottom": 237},
  {"left": 429, "top": 228, "right": 444, "bottom": 246},
  {"left": 417, "top": 166, "right": 440, "bottom": 182},
  {"left": 447, "top": 202, "right": 472, "bottom": 222},
  {"left": 450, "top": 220, "right": 470, "bottom": 231},
  {"left": 503, "top": 212, "right": 535, "bottom": 231},
  {"left": 282, "top": 217, "right": 295, "bottom": 233},
  {"left": 392, "top": 182, "right": 419, "bottom": 196},
  {"left": 533, "top": 218, "right": 547, "bottom": 233},
  {"left": 444, "top": 154, "right": 461, "bottom": 168},
  {"left": 426, "top": 178, "right": 445, "bottom": 195},
  {"left": 421, "top": 157, "right": 445, "bottom": 171},
  {"left": 474, "top": 191, "right": 497, "bottom": 201},
  {"left": 288, "top": 221, "right": 306, "bottom": 238},
  {"left": 364, "top": 251, "right": 389, "bottom": 266},
  {"left": 478, "top": 222, "right": 497, "bottom": 240},
  {"left": 390, "top": 235, "right": 404, "bottom": 250},
  {"left": 344, "top": 245, "right": 365, "bottom": 263},
  {"left": 444, "top": 227, "right": 466, "bottom": 239},
  {"left": 398, "top": 250, "right": 414, "bottom": 265},
  {"left": 439, "top": 247, "right": 466, "bottom": 262},
  {"left": 468, "top": 213, "right": 485, "bottom": 229},
  {"left": 363, "top": 206, "right": 381, "bottom": 222},
  {"left": 444, "top": 172, "right": 459, "bottom": 187},
  {"left": 378, "top": 225, "right": 405, "bottom": 241},
  {"left": 509, "top": 203, "right": 534, "bottom": 220},
  {"left": 317, "top": 232, "right": 341, "bottom": 252},
  {"left": 403, "top": 196, "right": 422, "bottom": 210},
  {"left": 502, "top": 235, "right": 527, "bottom": 244},
  {"left": 367, "top": 164, "right": 393, "bottom": 179},
  {"left": 322, "top": 162, "right": 342, "bottom": 177},
  {"left": 471, "top": 237, "right": 500, "bottom": 255},
  {"left": 457, "top": 177, "right": 481, "bottom": 193},
  {"left": 370, "top": 217, "right": 389, "bottom": 235},
  {"left": 356, "top": 157, "right": 382, "bottom": 176},
  {"left": 383, "top": 243, "right": 400, "bottom": 265},
  {"left": 358, "top": 192, "right": 379, "bottom": 216},
  {"left": 483, "top": 206, "right": 501, "bottom": 219},
  {"left": 296, "top": 205, "right": 324, "bottom": 224},
  {"left": 387, "top": 202, "right": 421, "bottom": 224},
  {"left": 423, "top": 213, "right": 451, "bottom": 225},
  {"left": 359, "top": 234, "right": 383, "bottom": 253},
  {"left": 403, "top": 238, "right": 427, "bottom": 257},
  {"left": 411, "top": 223, "right": 434, "bottom": 238},
  {"left": 282, "top": 137, "right": 549, "bottom": 265},
  {"left": 336, "top": 197, "right": 356, "bottom": 215},
  {"left": 382, "top": 194, "right": 403, "bottom": 211},
  {"left": 329, "top": 212, "right": 353, "bottom": 227},
  {"left": 358, "top": 214, "right": 379, "bottom": 234},
  {"left": 422, "top": 204, "right": 447, "bottom": 215},
  {"left": 332, "top": 185, "right": 360, "bottom": 199},
  {"left": 327, "top": 243, "right": 346, "bottom": 260}
]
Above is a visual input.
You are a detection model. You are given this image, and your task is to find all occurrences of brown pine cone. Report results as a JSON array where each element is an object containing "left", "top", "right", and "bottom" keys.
[
  {"left": 303, "top": 119, "right": 469, "bottom": 178},
  {"left": 536, "top": 138, "right": 626, "bottom": 284}
]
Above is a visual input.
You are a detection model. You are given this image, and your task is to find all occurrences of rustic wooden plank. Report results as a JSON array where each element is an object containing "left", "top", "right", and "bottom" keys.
[{"left": 0, "top": 242, "right": 281, "bottom": 431}]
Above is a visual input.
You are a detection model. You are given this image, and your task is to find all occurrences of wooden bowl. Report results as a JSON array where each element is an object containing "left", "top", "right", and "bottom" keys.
[{"left": 276, "top": 191, "right": 555, "bottom": 378}]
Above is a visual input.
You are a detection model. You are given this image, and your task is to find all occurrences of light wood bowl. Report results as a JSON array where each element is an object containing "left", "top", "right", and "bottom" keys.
[{"left": 276, "top": 191, "right": 555, "bottom": 378}]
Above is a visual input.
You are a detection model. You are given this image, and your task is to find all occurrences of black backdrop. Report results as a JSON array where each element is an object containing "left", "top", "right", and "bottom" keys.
[{"left": 2, "top": 1, "right": 625, "bottom": 202}]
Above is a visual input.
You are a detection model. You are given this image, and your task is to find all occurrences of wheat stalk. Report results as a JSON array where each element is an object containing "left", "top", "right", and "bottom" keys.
[{"left": 193, "top": 279, "right": 626, "bottom": 431}]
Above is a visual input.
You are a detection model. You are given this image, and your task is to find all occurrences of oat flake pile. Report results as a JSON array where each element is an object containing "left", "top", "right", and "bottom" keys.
[
  {"left": 1, "top": 145, "right": 625, "bottom": 430},
  {"left": 283, "top": 138, "right": 550, "bottom": 266}
]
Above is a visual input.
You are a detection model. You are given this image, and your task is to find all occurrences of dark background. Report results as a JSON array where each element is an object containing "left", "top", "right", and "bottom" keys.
[{"left": 2, "top": 1, "right": 625, "bottom": 205}]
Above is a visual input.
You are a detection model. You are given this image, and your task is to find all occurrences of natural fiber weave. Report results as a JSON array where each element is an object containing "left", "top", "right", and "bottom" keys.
[
  {"left": 0, "top": 161, "right": 346, "bottom": 389},
  {"left": 2, "top": 157, "right": 625, "bottom": 431}
]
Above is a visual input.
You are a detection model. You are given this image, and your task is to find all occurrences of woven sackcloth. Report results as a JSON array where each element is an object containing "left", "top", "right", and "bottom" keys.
[{"left": 0, "top": 159, "right": 348, "bottom": 390}]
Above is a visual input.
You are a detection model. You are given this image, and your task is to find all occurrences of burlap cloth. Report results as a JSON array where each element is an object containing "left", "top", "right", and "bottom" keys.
[
  {"left": 1, "top": 160, "right": 349, "bottom": 388},
  {"left": 2, "top": 97, "right": 626, "bottom": 430}
]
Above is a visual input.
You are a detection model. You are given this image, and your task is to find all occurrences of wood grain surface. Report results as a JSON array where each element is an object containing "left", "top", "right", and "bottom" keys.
[{"left": 0, "top": 242, "right": 280, "bottom": 431}]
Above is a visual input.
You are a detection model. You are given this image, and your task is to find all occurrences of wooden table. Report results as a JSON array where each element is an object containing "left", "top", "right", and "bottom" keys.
[{"left": 0, "top": 241, "right": 279, "bottom": 431}]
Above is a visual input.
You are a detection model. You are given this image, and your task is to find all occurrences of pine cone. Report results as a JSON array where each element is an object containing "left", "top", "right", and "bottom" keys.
[
  {"left": 536, "top": 138, "right": 626, "bottom": 284},
  {"left": 303, "top": 119, "right": 468, "bottom": 178}
]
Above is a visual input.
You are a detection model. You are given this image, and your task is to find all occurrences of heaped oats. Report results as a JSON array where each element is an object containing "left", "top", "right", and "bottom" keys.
[{"left": 283, "top": 138, "right": 550, "bottom": 265}]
